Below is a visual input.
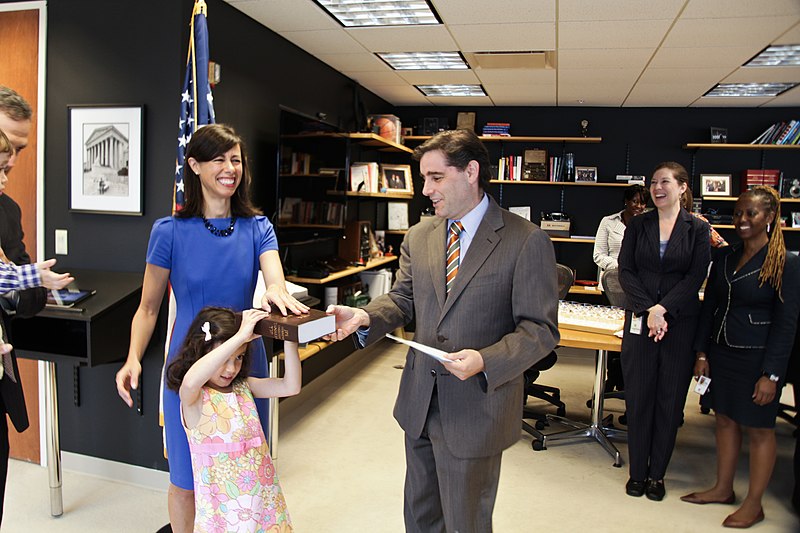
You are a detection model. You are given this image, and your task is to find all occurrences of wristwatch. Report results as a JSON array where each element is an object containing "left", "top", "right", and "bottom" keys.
[{"left": 763, "top": 373, "right": 780, "bottom": 383}]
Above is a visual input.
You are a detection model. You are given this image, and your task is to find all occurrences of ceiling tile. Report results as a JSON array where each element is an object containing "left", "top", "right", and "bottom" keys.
[
  {"left": 482, "top": 83, "right": 557, "bottom": 106},
  {"left": 315, "top": 53, "right": 387, "bottom": 72},
  {"left": 342, "top": 70, "right": 406, "bottom": 86},
  {"left": 624, "top": 81, "right": 719, "bottom": 107},
  {"left": 637, "top": 67, "right": 734, "bottom": 85},
  {"left": 691, "top": 96, "right": 776, "bottom": 107},
  {"left": 559, "top": 0, "right": 684, "bottom": 21},
  {"left": 723, "top": 66, "right": 800, "bottom": 83},
  {"left": 346, "top": 26, "right": 457, "bottom": 53},
  {"left": 663, "top": 17, "right": 796, "bottom": 48},
  {"left": 395, "top": 70, "right": 480, "bottom": 84},
  {"left": 559, "top": 20, "right": 673, "bottom": 49},
  {"left": 474, "top": 68, "right": 555, "bottom": 85},
  {"left": 424, "top": 96, "right": 494, "bottom": 107},
  {"left": 649, "top": 46, "right": 760, "bottom": 68},
  {"left": 559, "top": 68, "right": 640, "bottom": 86},
  {"left": 761, "top": 85, "right": 800, "bottom": 106},
  {"left": 557, "top": 48, "right": 653, "bottom": 69},
  {"left": 681, "top": 0, "right": 800, "bottom": 19},
  {"left": 223, "top": 0, "right": 337, "bottom": 31},
  {"left": 432, "top": 0, "right": 555, "bottom": 24},
  {"left": 774, "top": 24, "right": 800, "bottom": 44},
  {"left": 278, "top": 29, "right": 367, "bottom": 54},
  {"left": 367, "top": 85, "right": 433, "bottom": 106},
  {"left": 448, "top": 23, "right": 556, "bottom": 51},
  {"left": 558, "top": 81, "right": 631, "bottom": 106}
]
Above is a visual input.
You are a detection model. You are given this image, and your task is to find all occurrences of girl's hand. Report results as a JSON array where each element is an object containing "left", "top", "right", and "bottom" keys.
[
  {"left": 694, "top": 352, "right": 709, "bottom": 379},
  {"left": 261, "top": 284, "right": 309, "bottom": 316},
  {"left": 752, "top": 376, "right": 777, "bottom": 406},
  {"left": 239, "top": 308, "right": 270, "bottom": 342}
]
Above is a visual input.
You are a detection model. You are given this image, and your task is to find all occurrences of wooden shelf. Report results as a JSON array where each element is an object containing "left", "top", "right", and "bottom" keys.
[
  {"left": 385, "top": 230, "right": 408, "bottom": 235},
  {"left": 277, "top": 340, "right": 332, "bottom": 362},
  {"left": 684, "top": 143, "right": 800, "bottom": 150},
  {"left": 551, "top": 237, "right": 595, "bottom": 243},
  {"left": 568, "top": 285, "right": 602, "bottom": 296},
  {"left": 490, "top": 180, "right": 629, "bottom": 187},
  {"left": 701, "top": 196, "right": 800, "bottom": 203},
  {"left": 327, "top": 190, "right": 413, "bottom": 200},
  {"left": 406, "top": 135, "right": 602, "bottom": 144},
  {"left": 286, "top": 256, "right": 398, "bottom": 285},
  {"left": 281, "top": 132, "right": 413, "bottom": 153}
]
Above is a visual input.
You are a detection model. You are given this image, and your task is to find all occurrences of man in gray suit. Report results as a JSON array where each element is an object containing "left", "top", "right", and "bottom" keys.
[{"left": 327, "top": 129, "right": 559, "bottom": 532}]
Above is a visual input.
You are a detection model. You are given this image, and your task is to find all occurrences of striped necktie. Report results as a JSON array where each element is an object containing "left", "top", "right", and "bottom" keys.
[{"left": 446, "top": 221, "right": 464, "bottom": 293}]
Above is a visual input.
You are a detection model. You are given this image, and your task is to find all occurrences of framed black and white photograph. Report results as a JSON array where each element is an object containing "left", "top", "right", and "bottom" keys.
[
  {"left": 575, "top": 166, "right": 598, "bottom": 182},
  {"left": 792, "top": 212, "right": 800, "bottom": 229},
  {"left": 380, "top": 164, "right": 413, "bottom": 194},
  {"left": 69, "top": 105, "right": 143, "bottom": 214},
  {"left": 700, "top": 173, "right": 732, "bottom": 197}
]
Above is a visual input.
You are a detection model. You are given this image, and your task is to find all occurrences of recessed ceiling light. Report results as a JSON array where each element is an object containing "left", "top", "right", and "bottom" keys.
[
  {"left": 745, "top": 44, "right": 800, "bottom": 67},
  {"left": 416, "top": 84, "right": 486, "bottom": 97},
  {"left": 314, "top": 0, "right": 440, "bottom": 27},
  {"left": 704, "top": 82, "right": 798, "bottom": 97},
  {"left": 378, "top": 52, "right": 468, "bottom": 70}
]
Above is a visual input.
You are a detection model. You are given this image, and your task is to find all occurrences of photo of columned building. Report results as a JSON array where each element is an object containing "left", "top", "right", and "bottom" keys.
[{"left": 82, "top": 123, "right": 130, "bottom": 196}]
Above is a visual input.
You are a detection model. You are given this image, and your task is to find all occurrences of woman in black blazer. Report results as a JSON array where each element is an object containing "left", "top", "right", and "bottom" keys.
[
  {"left": 618, "top": 162, "right": 710, "bottom": 501},
  {"left": 682, "top": 186, "right": 800, "bottom": 528}
]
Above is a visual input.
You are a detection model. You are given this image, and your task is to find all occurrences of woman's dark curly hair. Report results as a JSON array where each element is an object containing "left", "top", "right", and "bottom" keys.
[{"left": 166, "top": 306, "right": 252, "bottom": 391}]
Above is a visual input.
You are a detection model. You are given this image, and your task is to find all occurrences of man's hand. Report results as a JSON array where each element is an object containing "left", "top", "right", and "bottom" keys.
[
  {"left": 442, "top": 349, "right": 485, "bottom": 381},
  {"left": 324, "top": 305, "right": 370, "bottom": 341},
  {"left": 115, "top": 359, "right": 142, "bottom": 408},
  {"left": 37, "top": 258, "right": 74, "bottom": 290}
]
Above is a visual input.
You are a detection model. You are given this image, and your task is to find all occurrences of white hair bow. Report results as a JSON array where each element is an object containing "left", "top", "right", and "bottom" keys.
[{"left": 201, "top": 321, "right": 212, "bottom": 342}]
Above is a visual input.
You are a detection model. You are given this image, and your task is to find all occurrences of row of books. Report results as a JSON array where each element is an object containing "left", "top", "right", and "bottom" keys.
[
  {"left": 278, "top": 197, "right": 344, "bottom": 227},
  {"left": 751, "top": 120, "right": 800, "bottom": 145},
  {"left": 494, "top": 153, "right": 573, "bottom": 182},
  {"left": 482, "top": 122, "right": 510, "bottom": 136},
  {"left": 279, "top": 147, "right": 313, "bottom": 175}
]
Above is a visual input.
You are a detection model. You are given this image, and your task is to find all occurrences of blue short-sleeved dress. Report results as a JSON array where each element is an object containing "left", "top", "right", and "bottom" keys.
[{"left": 147, "top": 215, "right": 278, "bottom": 490}]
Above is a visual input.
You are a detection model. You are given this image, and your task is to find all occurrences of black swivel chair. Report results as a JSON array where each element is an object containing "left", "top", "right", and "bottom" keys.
[{"left": 522, "top": 263, "right": 573, "bottom": 442}]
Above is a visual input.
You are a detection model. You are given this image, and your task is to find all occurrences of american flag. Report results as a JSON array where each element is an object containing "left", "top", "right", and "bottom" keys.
[{"left": 173, "top": 0, "right": 215, "bottom": 212}]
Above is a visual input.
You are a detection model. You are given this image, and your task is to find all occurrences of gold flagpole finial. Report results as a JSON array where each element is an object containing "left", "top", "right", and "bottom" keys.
[{"left": 193, "top": 0, "right": 207, "bottom": 17}]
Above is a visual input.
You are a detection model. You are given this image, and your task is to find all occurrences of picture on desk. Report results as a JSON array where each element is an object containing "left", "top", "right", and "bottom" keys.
[{"left": 46, "top": 288, "right": 96, "bottom": 308}]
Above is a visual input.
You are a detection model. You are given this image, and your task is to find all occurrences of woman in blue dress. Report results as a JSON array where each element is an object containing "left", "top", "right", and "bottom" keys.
[{"left": 115, "top": 124, "right": 307, "bottom": 532}]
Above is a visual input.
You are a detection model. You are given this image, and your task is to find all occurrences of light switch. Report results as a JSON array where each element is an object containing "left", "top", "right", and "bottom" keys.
[{"left": 55, "top": 229, "right": 68, "bottom": 255}]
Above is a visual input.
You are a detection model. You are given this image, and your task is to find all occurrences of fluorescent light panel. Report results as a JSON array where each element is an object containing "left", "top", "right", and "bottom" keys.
[
  {"left": 378, "top": 52, "right": 468, "bottom": 70},
  {"left": 745, "top": 45, "right": 800, "bottom": 67},
  {"left": 704, "top": 82, "right": 798, "bottom": 97},
  {"left": 315, "top": 0, "right": 440, "bottom": 27},
  {"left": 416, "top": 84, "right": 486, "bottom": 97}
]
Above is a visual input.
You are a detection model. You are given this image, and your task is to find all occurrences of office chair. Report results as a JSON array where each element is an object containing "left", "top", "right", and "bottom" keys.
[
  {"left": 778, "top": 323, "right": 799, "bottom": 429},
  {"left": 585, "top": 268, "right": 627, "bottom": 424},
  {"left": 522, "top": 263, "right": 573, "bottom": 442}
]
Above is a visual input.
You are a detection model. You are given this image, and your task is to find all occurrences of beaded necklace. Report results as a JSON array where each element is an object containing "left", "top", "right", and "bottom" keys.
[{"left": 202, "top": 216, "right": 237, "bottom": 237}]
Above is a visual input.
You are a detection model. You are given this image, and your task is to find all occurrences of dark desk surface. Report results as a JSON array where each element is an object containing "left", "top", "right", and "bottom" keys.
[{"left": 37, "top": 269, "right": 143, "bottom": 321}]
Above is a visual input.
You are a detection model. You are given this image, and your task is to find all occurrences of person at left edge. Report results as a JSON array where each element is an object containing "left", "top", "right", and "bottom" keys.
[
  {"left": 326, "top": 129, "right": 559, "bottom": 532},
  {"left": 114, "top": 124, "right": 308, "bottom": 533}
]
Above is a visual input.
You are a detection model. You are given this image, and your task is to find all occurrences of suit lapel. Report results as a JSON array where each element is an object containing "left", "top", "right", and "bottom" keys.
[
  {"left": 642, "top": 210, "right": 660, "bottom": 259},
  {"left": 664, "top": 208, "right": 692, "bottom": 259},
  {"left": 440, "top": 198, "right": 503, "bottom": 318},
  {"left": 427, "top": 216, "right": 448, "bottom": 310}
]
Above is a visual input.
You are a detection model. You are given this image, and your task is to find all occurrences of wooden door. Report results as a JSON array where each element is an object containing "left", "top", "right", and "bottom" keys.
[{"left": 0, "top": 8, "right": 41, "bottom": 463}]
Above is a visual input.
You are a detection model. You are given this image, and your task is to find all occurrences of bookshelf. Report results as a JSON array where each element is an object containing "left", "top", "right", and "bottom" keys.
[
  {"left": 285, "top": 256, "right": 398, "bottom": 285},
  {"left": 406, "top": 135, "right": 602, "bottom": 144},
  {"left": 683, "top": 143, "right": 800, "bottom": 151}
]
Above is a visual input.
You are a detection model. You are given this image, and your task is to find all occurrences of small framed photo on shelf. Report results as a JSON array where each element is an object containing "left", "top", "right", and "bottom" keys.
[
  {"left": 792, "top": 212, "right": 800, "bottom": 228},
  {"left": 710, "top": 127, "right": 728, "bottom": 144},
  {"left": 387, "top": 202, "right": 409, "bottom": 230},
  {"left": 381, "top": 164, "right": 413, "bottom": 194},
  {"left": 68, "top": 105, "right": 144, "bottom": 215},
  {"left": 575, "top": 166, "right": 598, "bottom": 182},
  {"left": 700, "top": 174, "right": 732, "bottom": 197}
]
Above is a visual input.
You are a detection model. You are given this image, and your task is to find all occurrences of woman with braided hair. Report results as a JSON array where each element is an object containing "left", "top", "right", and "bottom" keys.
[{"left": 682, "top": 186, "right": 800, "bottom": 528}]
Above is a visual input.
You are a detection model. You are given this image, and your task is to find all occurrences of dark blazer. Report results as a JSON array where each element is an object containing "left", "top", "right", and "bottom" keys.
[
  {"left": 0, "top": 193, "right": 45, "bottom": 433},
  {"left": 694, "top": 243, "right": 800, "bottom": 380},
  {"left": 362, "top": 196, "right": 560, "bottom": 458},
  {"left": 618, "top": 208, "right": 710, "bottom": 320}
]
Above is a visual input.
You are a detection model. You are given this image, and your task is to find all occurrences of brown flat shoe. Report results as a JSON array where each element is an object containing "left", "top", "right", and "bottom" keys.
[
  {"left": 722, "top": 508, "right": 764, "bottom": 529},
  {"left": 680, "top": 491, "right": 736, "bottom": 505}
]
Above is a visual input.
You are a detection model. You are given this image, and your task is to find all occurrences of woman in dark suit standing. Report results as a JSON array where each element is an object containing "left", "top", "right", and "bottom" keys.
[
  {"left": 682, "top": 186, "right": 799, "bottom": 528},
  {"left": 618, "top": 161, "right": 710, "bottom": 501}
]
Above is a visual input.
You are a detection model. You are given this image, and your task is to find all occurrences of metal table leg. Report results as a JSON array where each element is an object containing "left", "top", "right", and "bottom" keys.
[
  {"left": 534, "top": 349, "right": 625, "bottom": 467},
  {"left": 267, "top": 353, "right": 279, "bottom": 459},
  {"left": 43, "top": 360, "right": 63, "bottom": 516}
]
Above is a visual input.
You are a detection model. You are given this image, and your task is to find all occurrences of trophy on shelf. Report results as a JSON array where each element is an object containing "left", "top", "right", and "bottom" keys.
[{"left": 580, "top": 119, "right": 589, "bottom": 137}]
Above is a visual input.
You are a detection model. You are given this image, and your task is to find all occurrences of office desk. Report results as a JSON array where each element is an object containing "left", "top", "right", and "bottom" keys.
[
  {"left": 12, "top": 269, "right": 142, "bottom": 516},
  {"left": 529, "top": 327, "right": 626, "bottom": 467}
]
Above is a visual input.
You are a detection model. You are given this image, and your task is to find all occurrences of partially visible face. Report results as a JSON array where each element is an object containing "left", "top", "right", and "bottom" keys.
[
  {"left": 0, "top": 152, "right": 10, "bottom": 193},
  {"left": 188, "top": 144, "right": 243, "bottom": 205},
  {"left": 420, "top": 149, "right": 479, "bottom": 220},
  {"left": 207, "top": 348, "right": 244, "bottom": 391},
  {"left": 624, "top": 193, "right": 646, "bottom": 217},
  {"left": 0, "top": 112, "right": 32, "bottom": 173},
  {"left": 733, "top": 195, "right": 774, "bottom": 241},
  {"left": 650, "top": 168, "right": 686, "bottom": 210}
]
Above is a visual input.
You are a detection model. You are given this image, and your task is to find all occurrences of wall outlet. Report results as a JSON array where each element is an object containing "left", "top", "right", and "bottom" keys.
[{"left": 55, "top": 229, "right": 68, "bottom": 255}]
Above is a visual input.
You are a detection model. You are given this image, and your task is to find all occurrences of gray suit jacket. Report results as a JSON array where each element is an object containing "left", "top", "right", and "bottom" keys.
[{"left": 363, "top": 196, "right": 559, "bottom": 458}]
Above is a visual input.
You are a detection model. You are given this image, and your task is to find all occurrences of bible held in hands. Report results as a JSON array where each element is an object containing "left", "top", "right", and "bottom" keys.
[{"left": 254, "top": 308, "right": 336, "bottom": 343}]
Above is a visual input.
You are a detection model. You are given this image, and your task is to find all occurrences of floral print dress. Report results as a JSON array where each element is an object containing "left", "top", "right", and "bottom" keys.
[{"left": 184, "top": 379, "right": 292, "bottom": 533}]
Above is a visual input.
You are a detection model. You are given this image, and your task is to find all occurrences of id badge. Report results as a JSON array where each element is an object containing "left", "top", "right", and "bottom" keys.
[
  {"left": 629, "top": 315, "right": 643, "bottom": 335},
  {"left": 694, "top": 375, "right": 711, "bottom": 395}
]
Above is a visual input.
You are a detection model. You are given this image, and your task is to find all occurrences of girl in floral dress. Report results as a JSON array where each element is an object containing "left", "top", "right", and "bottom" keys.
[{"left": 167, "top": 306, "right": 300, "bottom": 532}]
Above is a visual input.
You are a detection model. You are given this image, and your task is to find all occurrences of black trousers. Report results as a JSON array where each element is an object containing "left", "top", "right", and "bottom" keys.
[{"left": 0, "top": 402, "right": 8, "bottom": 526}]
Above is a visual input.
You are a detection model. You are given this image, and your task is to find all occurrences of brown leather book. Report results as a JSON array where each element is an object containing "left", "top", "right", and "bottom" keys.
[{"left": 254, "top": 308, "right": 335, "bottom": 343}]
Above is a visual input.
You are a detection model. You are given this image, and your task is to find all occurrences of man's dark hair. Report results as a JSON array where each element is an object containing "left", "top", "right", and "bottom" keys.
[
  {"left": 412, "top": 129, "right": 491, "bottom": 190},
  {"left": 0, "top": 86, "right": 32, "bottom": 121}
]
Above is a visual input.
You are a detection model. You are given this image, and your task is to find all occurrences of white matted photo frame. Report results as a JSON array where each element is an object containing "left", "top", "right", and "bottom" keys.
[
  {"left": 575, "top": 166, "right": 597, "bottom": 182},
  {"left": 700, "top": 174, "right": 732, "bottom": 197},
  {"left": 69, "top": 105, "right": 143, "bottom": 215},
  {"left": 380, "top": 164, "right": 413, "bottom": 194}
]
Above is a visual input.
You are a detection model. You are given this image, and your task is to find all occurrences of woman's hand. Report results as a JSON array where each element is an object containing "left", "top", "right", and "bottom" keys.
[
  {"left": 115, "top": 358, "right": 142, "bottom": 408},
  {"left": 752, "top": 376, "right": 777, "bottom": 406},
  {"left": 693, "top": 352, "right": 709, "bottom": 378},
  {"left": 261, "top": 284, "right": 309, "bottom": 316},
  {"left": 238, "top": 308, "right": 270, "bottom": 342},
  {"left": 646, "top": 305, "right": 668, "bottom": 342}
]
